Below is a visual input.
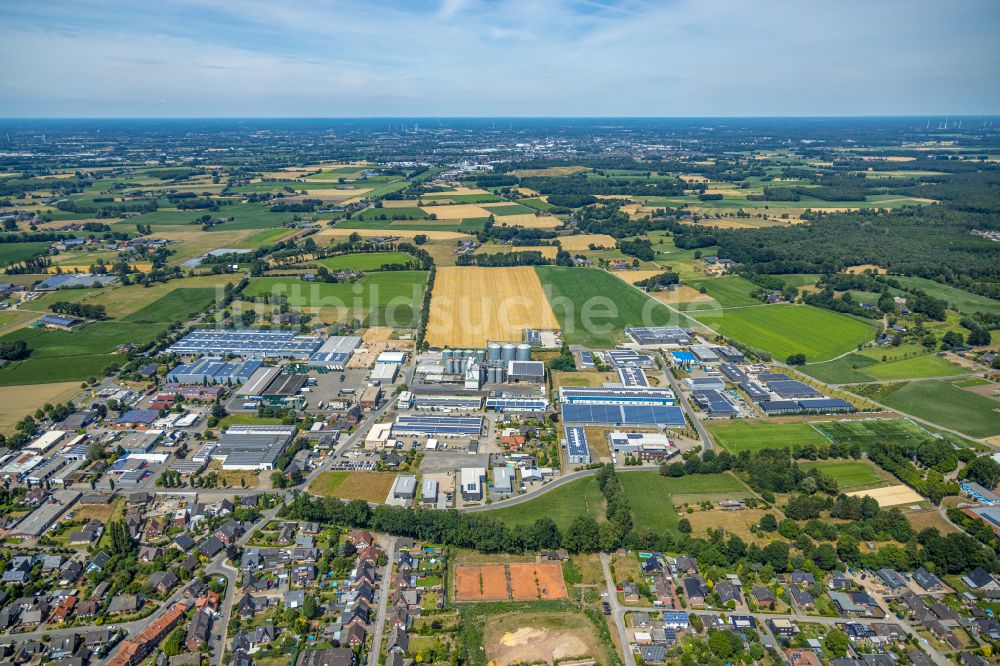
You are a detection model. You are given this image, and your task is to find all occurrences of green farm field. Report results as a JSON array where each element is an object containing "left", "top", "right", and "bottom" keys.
[
  {"left": 621, "top": 472, "right": 749, "bottom": 534},
  {"left": 535, "top": 266, "right": 696, "bottom": 347},
  {"left": 313, "top": 252, "right": 417, "bottom": 271},
  {"left": 483, "top": 475, "right": 605, "bottom": 531},
  {"left": 892, "top": 276, "right": 1000, "bottom": 316},
  {"left": 877, "top": 380, "right": 1000, "bottom": 439},
  {"left": 708, "top": 420, "right": 828, "bottom": 453},
  {"left": 802, "top": 351, "right": 969, "bottom": 384},
  {"left": 0, "top": 242, "right": 51, "bottom": 268},
  {"left": 681, "top": 275, "right": 760, "bottom": 308},
  {"left": 704, "top": 304, "right": 878, "bottom": 362}
]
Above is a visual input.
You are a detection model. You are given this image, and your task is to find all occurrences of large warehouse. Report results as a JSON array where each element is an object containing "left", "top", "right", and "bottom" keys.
[
  {"left": 564, "top": 427, "right": 591, "bottom": 465},
  {"left": 167, "top": 357, "right": 263, "bottom": 385},
  {"left": 212, "top": 425, "right": 296, "bottom": 470},
  {"left": 625, "top": 327, "right": 692, "bottom": 346},
  {"left": 308, "top": 335, "right": 361, "bottom": 369},
  {"left": 561, "top": 403, "right": 686, "bottom": 427},
  {"left": 167, "top": 329, "right": 323, "bottom": 359},
  {"left": 391, "top": 415, "right": 483, "bottom": 437},
  {"left": 412, "top": 394, "right": 484, "bottom": 411},
  {"left": 559, "top": 386, "right": 676, "bottom": 406}
]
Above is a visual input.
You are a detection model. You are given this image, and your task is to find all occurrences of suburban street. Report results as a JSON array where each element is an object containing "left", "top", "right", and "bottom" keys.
[{"left": 366, "top": 536, "right": 396, "bottom": 666}]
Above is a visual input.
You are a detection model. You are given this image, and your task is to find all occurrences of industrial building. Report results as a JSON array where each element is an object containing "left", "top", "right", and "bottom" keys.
[
  {"left": 421, "top": 478, "right": 439, "bottom": 505},
  {"left": 360, "top": 386, "right": 383, "bottom": 409},
  {"left": 370, "top": 363, "right": 399, "bottom": 383},
  {"left": 564, "top": 427, "right": 591, "bottom": 465},
  {"left": 10, "top": 490, "right": 81, "bottom": 538},
  {"left": 506, "top": 360, "right": 545, "bottom": 383},
  {"left": 166, "top": 329, "right": 323, "bottom": 359},
  {"left": 211, "top": 425, "right": 296, "bottom": 470},
  {"left": 376, "top": 351, "right": 407, "bottom": 364},
  {"left": 616, "top": 367, "right": 649, "bottom": 387},
  {"left": 262, "top": 374, "right": 308, "bottom": 402},
  {"left": 765, "top": 379, "right": 823, "bottom": 400},
  {"left": 625, "top": 326, "right": 692, "bottom": 346},
  {"left": 561, "top": 404, "right": 686, "bottom": 427},
  {"left": 714, "top": 346, "right": 745, "bottom": 363},
  {"left": 689, "top": 345, "right": 720, "bottom": 363},
  {"left": 237, "top": 366, "right": 282, "bottom": 398},
  {"left": 607, "top": 432, "right": 678, "bottom": 461},
  {"left": 492, "top": 467, "right": 514, "bottom": 495},
  {"left": 460, "top": 467, "right": 486, "bottom": 501},
  {"left": 604, "top": 349, "right": 654, "bottom": 368},
  {"left": 485, "top": 395, "right": 549, "bottom": 412},
  {"left": 962, "top": 482, "right": 1000, "bottom": 505},
  {"left": 720, "top": 364, "right": 749, "bottom": 383},
  {"left": 391, "top": 415, "right": 483, "bottom": 437},
  {"left": 759, "top": 398, "right": 852, "bottom": 415},
  {"left": 683, "top": 377, "right": 725, "bottom": 392},
  {"left": 308, "top": 335, "right": 361, "bottom": 369},
  {"left": 412, "top": 394, "right": 484, "bottom": 411},
  {"left": 692, "top": 390, "right": 738, "bottom": 417},
  {"left": 559, "top": 386, "right": 676, "bottom": 406},
  {"left": 167, "top": 357, "right": 263, "bottom": 385},
  {"left": 117, "top": 431, "right": 163, "bottom": 454},
  {"left": 27, "top": 430, "right": 68, "bottom": 454},
  {"left": 392, "top": 475, "right": 417, "bottom": 500}
]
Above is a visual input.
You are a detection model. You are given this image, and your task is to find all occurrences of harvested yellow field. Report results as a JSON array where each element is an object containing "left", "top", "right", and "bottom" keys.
[
  {"left": 612, "top": 270, "right": 663, "bottom": 285},
  {"left": 302, "top": 188, "right": 371, "bottom": 197},
  {"left": 382, "top": 199, "right": 421, "bottom": 208},
  {"left": 424, "top": 187, "right": 491, "bottom": 197},
  {"left": 494, "top": 214, "right": 560, "bottom": 229},
  {"left": 558, "top": 234, "right": 617, "bottom": 251},
  {"left": 845, "top": 264, "right": 887, "bottom": 275},
  {"left": 516, "top": 187, "right": 540, "bottom": 197},
  {"left": 425, "top": 267, "right": 559, "bottom": 347},
  {"left": 0, "top": 382, "right": 81, "bottom": 435},
  {"left": 420, "top": 203, "right": 492, "bottom": 219},
  {"left": 846, "top": 485, "right": 923, "bottom": 507},
  {"left": 46, "top": 263, "right": 153, "bottom": 274},
  {"left": 317, "top": 228, "right": 469, "bottom": 241}
]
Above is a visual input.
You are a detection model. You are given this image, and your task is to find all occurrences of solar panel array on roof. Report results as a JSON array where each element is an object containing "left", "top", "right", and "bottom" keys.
[
  {"left": 759, "top": 373, "right": 791, "bottom": 382},
  {"left": 167, "top": 329, "right": 323, "bottom": 359},
  {"left": 693, "top": 390, "right": 737, "bottom": 416},
  {"left": 564, "top": 426, "right": 591, "bottom": 463},
  {"left": 758, "top": 400, "right": 802, "bottom": 415},
  {"left": 616, "top": 366, "right": 649, "bottom": 387},
  {"left": 392, "top": 415, "right": 483, "bottom": 436},
  {"left": 561, "top": 404, "right": 686, "bottom": 427},
  {"left": 507, "top": 360, "right": 545, "bottom": 380},
  {"left": 720, "top": 364, "right": 749, "bottom": 383},
  {"left": 766, "top": 380, "right": 822, "bottom": 400},
  {"left": 560, "top": 386, "right": 676, "bottom": 406},
  {"left": 740, "top": 381, "right": 770, "bottom": 402},
  {"left": 522, "top": 328, "right": 542, "bottom": 347},
  {"left": 579, "top": 351, "right": 594, "bottom": 367},
  {"left": 167, "top": 357, "right": 263, "bottom": 385},
  {"left": 797, "top": 398, "right": 853, "bottom": 412},
  {"left": 117, "top": 409, "right": 159, "bottom": 425},
  {"left": 604, "top": 349, "right": 654, "bottom": 368},
  {"left": 625, "top": 327, "right": 691, "bottom": 345},
  {"left": 485, "top": 397, "right": 549, "bottom": 412},
  {"left": 308, "top": 335, "right": 361, "bottom": 368}
]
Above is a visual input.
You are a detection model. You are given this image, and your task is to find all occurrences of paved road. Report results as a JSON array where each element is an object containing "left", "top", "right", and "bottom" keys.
[
  {"left": 600, "top": 552, "right": 636, "bottom": 666},
  {"left": 658, "top": 360, "right": 714, "bottom": 452},
  {"left": 367, "top": 536, "right": 396, "bottom": 666}
]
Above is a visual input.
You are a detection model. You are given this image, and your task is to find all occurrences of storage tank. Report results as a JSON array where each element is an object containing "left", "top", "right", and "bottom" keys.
[
  {"left": 443, "top": 349, "right": 453, "bottom": 362},
  {"left": 476, "top": 349, "right": 486, "bottom": 363},
  {"left": 487, "top": 367, "right": 497, "bottom": 384},
  {"left": 446, "top": 359, "right": 457, "bottom": 374},
  {"left": 487, "top": 342, "right": 501, "bottom": 362},
  {"left": 516, "top": 343, "right": 531, "bottom": 361},
  {"left": 464, "top": 349, "right": 476, "bottom": 358},
  {"left": 495, "top": 366, "right": 505, "bottom": 383},
  {"left": 501, "top": 343, "right": 516, "bottom": 363}
]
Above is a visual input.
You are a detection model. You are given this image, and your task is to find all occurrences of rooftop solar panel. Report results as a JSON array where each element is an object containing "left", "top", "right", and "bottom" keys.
[{"left": 560, "top": 404, "right": 685, "bottom": 427}]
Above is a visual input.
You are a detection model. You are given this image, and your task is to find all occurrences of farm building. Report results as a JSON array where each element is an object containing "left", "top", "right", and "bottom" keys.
[
  {"left": 626, "top": 326, "right": 692, "bottom": 346},
  {"left": 166, "top": 329, "right": 323, "bottom": 359},
  {"left": 308, "top": 335, "right": 361, "bottom": 369},
  {"left": 212, "top": 425, "right": 295, "bottom": 470},
  {"left": 39, "top": 314, "right": 83, "bottom": 331},
  {"left": 392, "top": 475, "right": 417, "bottom": 500},
  {"left": 559, "top": 386, "right": 676, "bottom": 406},
  {"left": 460, "top": 468, "right": 486, "bottom": 501},
  {"left": 616, "top": 367, "right": 649, "bottom": 387},
  {"left": 564, "top": 427, "right": 591, "bottom": 465},
  {"left": 167, "top": 358, "right": 263, "bottom": 385},
  {"left": 411, "top": 394, "right": 483, "bottom": 411},
  {"left": 391, "top": 415, "right": 483, "bottom": 437},
  {"left": 561, "top": 404, "right": 686, "bottom": 427}
]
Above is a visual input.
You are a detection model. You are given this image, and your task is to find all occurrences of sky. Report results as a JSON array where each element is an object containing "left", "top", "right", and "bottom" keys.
[{"left": 1, "top": 0, "right": 998, "bottom": 118}]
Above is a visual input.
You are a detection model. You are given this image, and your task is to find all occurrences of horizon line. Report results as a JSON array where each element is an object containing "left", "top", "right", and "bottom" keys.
[{"left": 1, "top": 114, "right": 1000, "bottom": 121}]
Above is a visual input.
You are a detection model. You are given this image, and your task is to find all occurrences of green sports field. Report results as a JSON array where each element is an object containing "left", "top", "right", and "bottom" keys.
[
  {"left": 313, "top": 252, "right": 416, "bottom": 271},
  {"left": 535, "top": 266, "right": 697, "bottom": 347},
  {"left": 811, "top": 418, "right": 930, "bottom": 448},
  {"left": 876, "top": 380, "right": 1000, "bottom": 439},
  {"left": 704, "top": 304, "right": 878, "bottom": 362},
  {"left": 800, "top": 460, "right": 885, "bottom": 489},
  {"left": 708, "top": 420, "right": 828, "bottom": 453}
]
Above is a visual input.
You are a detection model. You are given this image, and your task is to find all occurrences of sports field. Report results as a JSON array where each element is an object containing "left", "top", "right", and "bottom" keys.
[
  {"left": 424, "top": 266, "right": 559, "bottom": 348},
  {"left": 483, "top": 475, "right": 605, "bottom": 531},
  {"left": 811, "top": 418, "right": 929, "bottom": 447},
  {"left": 708, "top": 420, "right": 828, "bottom": 453},
  {"left": 536, "top": 266, "right": 696, "bottom": 347},
  {"left": 801, "top": 461, "right": 886, "bottom": 489},
  {"left": 877, "top": 380, "right": 1000, "bottom": 439},
  {"left": 705, "top": 304, "right": 878, "bottom": 362}
]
